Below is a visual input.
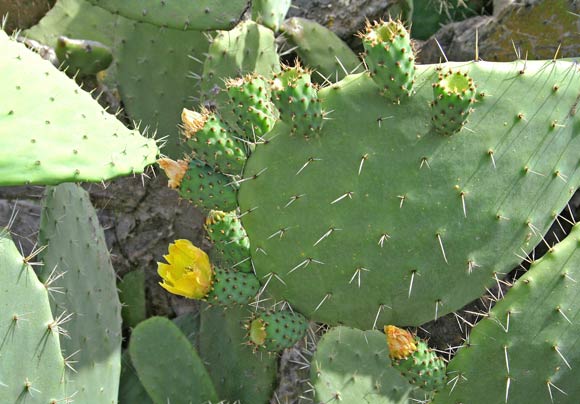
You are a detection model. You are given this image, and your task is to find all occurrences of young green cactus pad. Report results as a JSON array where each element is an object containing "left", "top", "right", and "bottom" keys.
[
  {"left": 199, "top": 305, "right": 278, "bottom": 403},
  {"left": 86, "top": 0, "right": 248, "bottom": 30},
  {"left": 38, "top": 183, "right": 122, "bottom": 404},
  {"left": 251, "top": 0, "right": 292, "bottom": 32},
  {"left": 239, "top": 59, "right": 580, "bottom": 329},
  {"left": 0, "top": 30, "right": 158, "bottom": 186},
  {"left": 433, "top": 223, "right": 580, "bottom": 403},
  {"left": 360, "top": 19, "right": 416, "bottom": 102},
  {"left": 270, "top": 64, "right": 323, "bottom": 138},
  {"left": 248, "top": 309, "right": 309, "bottom": 352},
  {"left": 0, "top": 232, "right": 68, "bottom": 404},
  {"left": 386, "top": 325, "right": 446, "bottom": 392},
  {"left": 182, "top": 107, "right": 247, "bottom": 175},
  {"left": 158, "top": 158, "right": 238, "bottom": 213},
  {"left": 205, "top": 210, "right": 252, "bottom": 273},
  {"left": 227, "top": 74, "right": 278, "bottom": 139},
  {"left": 281, "top": 17, "right": 362, "bottom": 83},
  {"left": 431, "top": 69, "right": 477, "bottom": 135},
  {"left": 311, "top": 326, "right": 424, "bottom": 404},
  {"left": 55, "top": 35, "right": 113, "bottom": 76},
  {"left": 129, "top": 317, "right": 218, "bottom": 404}
]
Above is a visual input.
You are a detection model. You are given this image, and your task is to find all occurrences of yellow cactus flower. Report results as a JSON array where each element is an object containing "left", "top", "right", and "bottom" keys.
[
  {"left": 158, "top": 158, "right": 188, "bottom": 189},
  {"left": 157, "top": 239, "right": 213, "bottom": 299},
  {"left": 385, "top": 325, "right": 417, "bottom": 360}
]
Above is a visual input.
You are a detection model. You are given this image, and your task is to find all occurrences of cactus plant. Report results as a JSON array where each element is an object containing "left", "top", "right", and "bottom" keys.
[
  {"left": 129, "top": 317, "right": 218, "bottom": 404},
  {"left": 311, "top": 326, "right": 425, "bottom": 403},
  {"left": 0, "top": 231, "right": 69, "bottom": 403},
  {"left": 25, "top": 0, "right": 212, "bottom": 158},
  {"left": 37, "top": 183, "right": 123, "bottom": 404},
  {"left": 119, "top": 270, "right": 147, "bottom": 329},
  {"left": 0, "top": 30, "right": 158, "bottom": 186},
  {"left": 55, "top": 36, "right": 113, "bottom": 76},
  {"left": 199, "top": 305, "right": 278, "bottom": 403},
  {"left": 433, "top": 223, "right": 580, "bottom": 403},
  {"left": 237, "top": 53, "right": 580, "bottom": 329},
  {"left": 281, "top": 17, "right": 362, "bottom": 83},
  {"left": 85, "top": 0, "right": 249, "bottom": 31}
]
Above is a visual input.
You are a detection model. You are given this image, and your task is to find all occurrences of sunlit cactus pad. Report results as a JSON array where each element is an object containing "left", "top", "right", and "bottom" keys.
[
  {"left": 433, "top": 223, "right": 580, "bottom": 404},
  {"left": 239, "top": 60, "right": 580, "bottom": 328},
  {"left": 0, "top": 30, "right": 158, "bottom": 186}
]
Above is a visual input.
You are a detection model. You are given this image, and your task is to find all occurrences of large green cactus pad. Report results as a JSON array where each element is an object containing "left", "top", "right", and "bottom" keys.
[
  {"left": 311, "top": 326, "right": 423, "bottom": 403},
  {"left": 130, "top": 317, "right": 218, "bottom": 404},
  {"left": 86, "top": 0, "right": 248, "bottom": 30},
  {"left": 239, "top": 60, "right": 580, "bottom": 328},
  {"left": 0, "top": 232, "right": 68, "bottom": 404},
  {"left": 199, "top": 305, "right": 278, "bottom": 403},
  {"left": 433, "top": 223, "right": 580, "bottom": 404},
  {"left": 0, "top": 30, "right": 157, "bottom": 185},
  {"left": 38, "top": 184, "right": 122, "bottom": 404}
]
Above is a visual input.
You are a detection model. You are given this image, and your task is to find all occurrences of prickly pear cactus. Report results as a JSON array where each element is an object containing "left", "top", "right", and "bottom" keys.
[
  {"left": 199, "top": 305, "right": 278, "bottom": 404},
  {"left": 0, "top": 30, "right": 158, "bottom": 185},
  {"left": 281, "top": 17, "right": 362, "bottom": 83},
  {"left": 238, "top": 29, "right": 580, "bottom": 328},
  {"left": 130, "top": 317, "right": 218, "bottom": 404},
  {"left": 433, "top": 223, "right": 580, "bottom": 403},
  {"left": 38, "top": 183, "right": 122, "bottom": 404},
  {"left": 0, "top": 231, "right": 69, "bottom": 404},
  {"left": 86, "top": 0, "right": 249, "bottom": 30},
  {"left": 55, "top": 36, "right": 113, "bottom": 76},
  {"left": 252, "top": 0, "right": 292, "bottom": 32},
  {"left": 200, "top": 20, "right": 280, "bottom": 108},
  {"left": 311, "top": 326, "right": 425, "bottom": 404},
  {"left": 248, "top": 309, "right": 309, "bottom": 352},
  {"left": 205, "top": 210, "right": 252, "bottom": 273}
]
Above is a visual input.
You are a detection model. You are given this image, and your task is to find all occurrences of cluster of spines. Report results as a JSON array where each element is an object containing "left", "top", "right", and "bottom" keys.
[{"left": 360, "top": 19, "right": 416, "bottom": 102}]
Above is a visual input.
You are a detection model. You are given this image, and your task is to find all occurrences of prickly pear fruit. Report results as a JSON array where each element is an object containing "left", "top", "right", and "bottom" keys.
[
  {"left": 206, "top": 268, "right": 260, "bottom": 306},
  {"left": 205, "top": 210, "right": 252, "bottom": 273},
  {"left": 360, "top": 19, "right": 416, "bottom": 102},
  {"left": 226, "top": 74, "right": 277, "bottom": 139},
  {"left": 158, "top": 158, "right": 238, "bottom": 213},
  {"left": 248, "top": 310, "right": 309, "bottom": 352},
  {"left": 271, "top": 65, "right": 323, "bottom": 138},
  {"left": 386, "top": 325, "right": 446, "bottom": 392},
  {"left": 431, "top": 70, "right": 477, "bottom": 135},
  {"left": 182, "top": 108, "right": 246, "bottom": 175}
]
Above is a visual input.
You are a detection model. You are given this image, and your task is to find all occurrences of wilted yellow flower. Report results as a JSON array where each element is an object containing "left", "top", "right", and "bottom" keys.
[
  {"left": 158, "top": 239, "right": 213, "bottom": 299},
  {"left": 158, "top": 158, "right": 188, "bottom": 189},
  {"left": 385, "top": 325, "right": 417, "bottom": 360},
  {"left": 181, "top": 108, "right": 209, "bottom": 139}
]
